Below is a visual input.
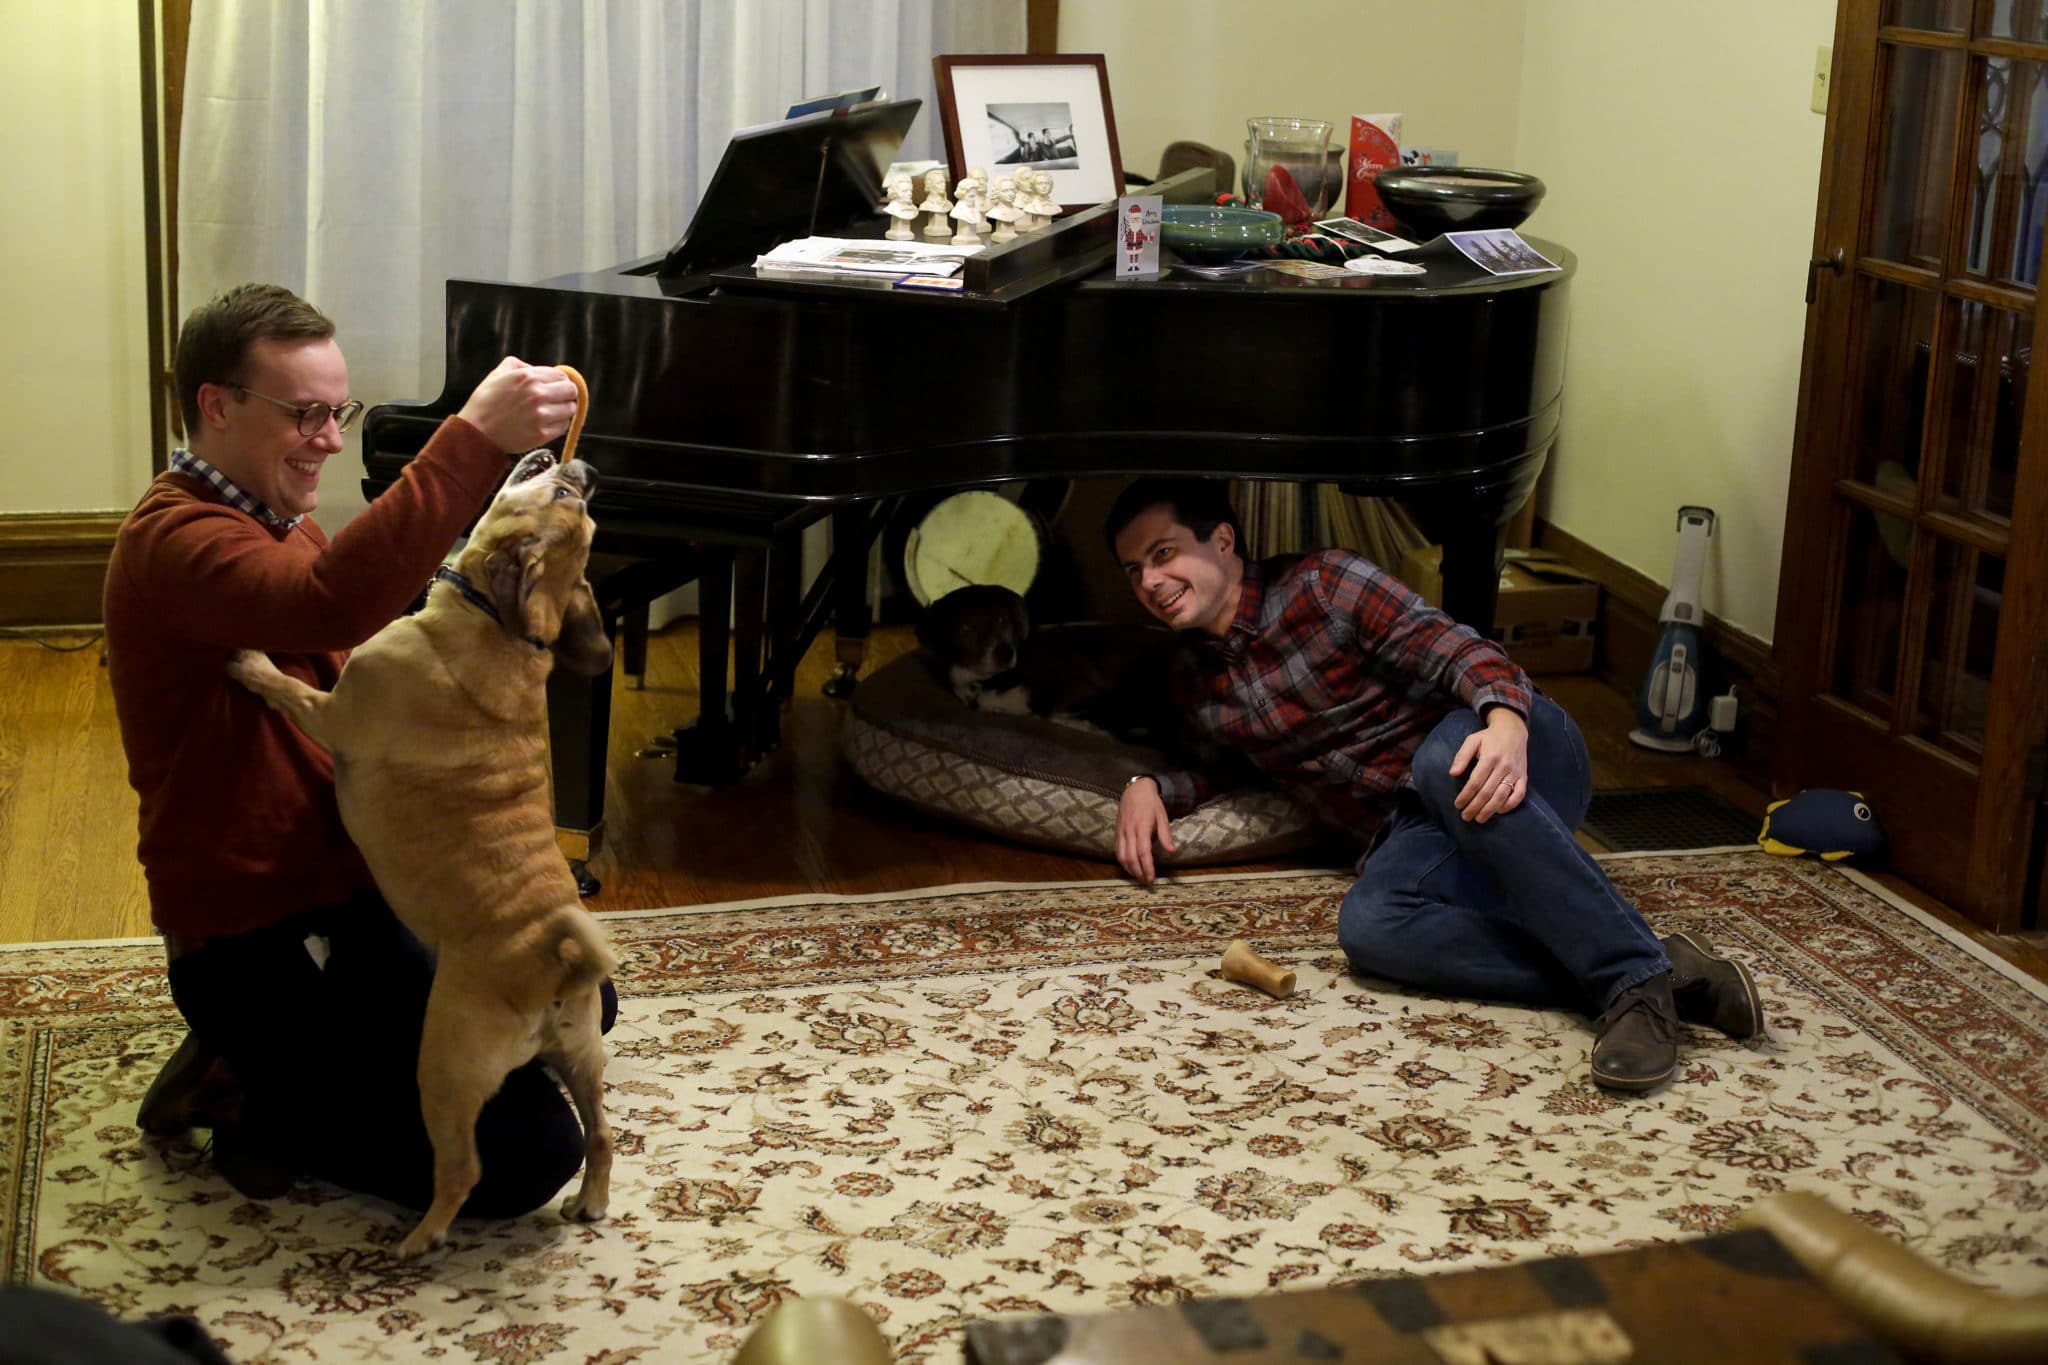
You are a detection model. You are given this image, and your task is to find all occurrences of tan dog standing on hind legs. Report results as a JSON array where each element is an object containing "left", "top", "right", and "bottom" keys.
[{"left": 228, "top": 438, "right": 616, "bottom": 1257}]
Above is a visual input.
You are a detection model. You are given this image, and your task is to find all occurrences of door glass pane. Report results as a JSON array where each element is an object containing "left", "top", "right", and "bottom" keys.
[
  {"left": 1833, "top": 504, "right": 1914, "bottom": 712},
  {"left": 1939, "top": 298, "right": 2029, "bottom": 520},
  {"left": 1914, "top": 541, "right": 1999, "bottom": 762},
  {"left": 1989, "top": 1, "right": 2048, "bottom": 41},
  {"left": 1887, "top": 0, "right": 1966, "bottom": 30},
  {"left": 1852, "top": 279, "right": 1939, "bottom": 490},
  {"left": 1873, "top": 45, "right": 1965, "bottom": 267},
  {"left": 1965, "top": 57, "right": 2048, "bottom": 285}
]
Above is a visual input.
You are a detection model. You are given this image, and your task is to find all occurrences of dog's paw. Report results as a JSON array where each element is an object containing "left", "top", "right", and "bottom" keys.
[
  {"left": 394, "top": 1223, "right": 445, "bottom": 1259},
  {"left": 562, "top": 1189, "right": 609, "bottom": 1224},
  {"left": 975, "top": 685, "right": 1032, "bottom": 716},
  {"left": 224, "top": 649, "right": 279, "bottom": 689}
]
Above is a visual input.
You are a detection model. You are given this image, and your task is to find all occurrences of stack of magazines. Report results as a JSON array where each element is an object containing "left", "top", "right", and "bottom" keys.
[{"left": 754, "top": 237, "right": 981, "bottom": 281}]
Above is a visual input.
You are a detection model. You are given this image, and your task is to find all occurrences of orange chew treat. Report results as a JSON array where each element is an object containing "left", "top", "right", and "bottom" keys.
[{"left": 558, "top": 364, "right": 588, "bottom": 461}]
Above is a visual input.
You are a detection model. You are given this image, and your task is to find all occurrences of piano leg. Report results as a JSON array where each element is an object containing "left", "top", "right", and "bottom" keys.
[
  {"left": 732, "top": 548, "right": 769, "bottom": 761},
  {"left": 765, "top": 532, "right": 805, "bottom": 751},
  {"left": 1437, "top": 521, "right": 1506, "bottom": 632},
  {"left": 673, "top": 553, "right": 748, "bottom": 785},
  {"left": 821, "top": 505, "right": 874, "bottom": 699},
  {"left": 620, "top": 601, "right": 649, "bottom": 687},
  {"left": 547, "top": 653, "right": 611, "bottom": 898}
]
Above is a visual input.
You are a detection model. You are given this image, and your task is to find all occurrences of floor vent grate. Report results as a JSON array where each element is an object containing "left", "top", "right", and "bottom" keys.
[{"left": 1581, "top": 785, "right": 1760, "bottom": 852}]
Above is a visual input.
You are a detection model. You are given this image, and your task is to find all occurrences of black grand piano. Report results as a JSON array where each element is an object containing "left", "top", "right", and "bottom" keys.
[{"left": 361, "top": 99, "right": 1573, "bottom": 885}]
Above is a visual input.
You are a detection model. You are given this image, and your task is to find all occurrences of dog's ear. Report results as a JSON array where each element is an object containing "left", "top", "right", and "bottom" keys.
[
  {"left": 516, "top": 542, "right": 564, "bottom": 644},
  {"left": 913, "top": 596, "right": 952, "bottom": 654},
  {"left": 483, "top": 534, "right": 566, "bottom": 646},
  {"left": 552, "top": 578, "right": 613, "bottom": 676},
  {"left": 484, "top": 541, "right": 530, "bottom": 637}
]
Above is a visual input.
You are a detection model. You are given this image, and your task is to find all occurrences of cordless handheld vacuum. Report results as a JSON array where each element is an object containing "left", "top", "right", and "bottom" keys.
[{"left": 1629, "top": 506, "right": 1716, "bottom": 753}]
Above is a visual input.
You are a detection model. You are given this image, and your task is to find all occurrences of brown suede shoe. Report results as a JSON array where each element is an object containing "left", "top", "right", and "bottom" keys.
[
  {"left": 1664, "top": 931, "right": 1768, "bottom": 1041},
  {"left": 1591, "top": 972, "right": 1679, "bottom": 1093},
  {"left": 136, "top": 1031, "right": 243, "bottom": 1138}
]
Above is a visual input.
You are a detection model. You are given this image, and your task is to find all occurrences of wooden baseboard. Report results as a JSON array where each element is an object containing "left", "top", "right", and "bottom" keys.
[
  {"left": 1531, "top": 519, "right": 1779, "bottom": 790},
  {"left": 0, "top": 514, "right": 123, "bottom": 628}
]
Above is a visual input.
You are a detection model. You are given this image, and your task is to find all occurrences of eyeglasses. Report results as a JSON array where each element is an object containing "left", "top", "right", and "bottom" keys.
[{"left": 233, "top": 386, "right": 366, "bottom": 436}]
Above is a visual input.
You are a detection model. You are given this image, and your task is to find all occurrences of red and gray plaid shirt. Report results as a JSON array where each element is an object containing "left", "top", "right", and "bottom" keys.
[{"left": 1153, "top": 549, "right": 1534, "bottom": 852}]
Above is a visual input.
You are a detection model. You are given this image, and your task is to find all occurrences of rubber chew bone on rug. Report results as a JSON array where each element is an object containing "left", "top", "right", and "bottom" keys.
[{"left": 1220, "top": 939, "right": 1295, "bottom": 998}]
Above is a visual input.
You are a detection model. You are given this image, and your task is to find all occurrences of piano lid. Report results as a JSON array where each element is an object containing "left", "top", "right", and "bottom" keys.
[{"left": 658, "top": 97, "right": 922, "bottom": 279}]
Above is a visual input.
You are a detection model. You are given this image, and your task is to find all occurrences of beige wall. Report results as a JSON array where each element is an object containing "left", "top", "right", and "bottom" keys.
[
  {"left": 1070, "top": 0, "right": 1834, "bottom": 641},
  {"left": 1061, "top": 0, "right": 1529, "bottom": 189},
  {"left": 0, "top": 1, "right": 155, "bottom": 514},
  {"left": 1517, "top": 1, "right": 1835, "bottom": 637}
]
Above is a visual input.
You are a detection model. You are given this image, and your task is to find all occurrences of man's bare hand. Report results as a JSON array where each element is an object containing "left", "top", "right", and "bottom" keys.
[
  {"left": 1116, "top": 776, "right": 1175, "bottom": 886},
  {"left": 1449, "top": 706, "right": 1529, "bottom": 824},
  {"left": 456, "top": 356, "right": 581, "bottom": 453}
]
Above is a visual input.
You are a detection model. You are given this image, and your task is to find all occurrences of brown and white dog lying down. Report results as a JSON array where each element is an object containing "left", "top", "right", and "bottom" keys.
[
  {"left": 914, "top": 583, "right": 1179, "bottom": 744},
  {"left": 227, "top": 449, "right": 616, "bottom": 1257}
]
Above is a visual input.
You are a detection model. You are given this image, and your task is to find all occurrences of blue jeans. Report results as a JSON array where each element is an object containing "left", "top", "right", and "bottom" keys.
[{"left": 1337, "top": 696, "right": 1669, "bottom": 1014}]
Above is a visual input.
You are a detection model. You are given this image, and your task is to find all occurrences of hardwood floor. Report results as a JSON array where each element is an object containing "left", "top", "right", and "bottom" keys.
[{"left": 4, "top": 622, "right": 2044, "bottom": 984}]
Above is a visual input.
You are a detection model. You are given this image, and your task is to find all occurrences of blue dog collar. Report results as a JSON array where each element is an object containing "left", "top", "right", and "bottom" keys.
[{"left": 433, "top": 565, "right": 547, "bottom": 650}]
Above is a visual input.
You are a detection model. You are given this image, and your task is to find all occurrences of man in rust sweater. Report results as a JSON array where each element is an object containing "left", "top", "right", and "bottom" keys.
[{"left": 105, "top": 283, "right": 598, "bottom": 1215}]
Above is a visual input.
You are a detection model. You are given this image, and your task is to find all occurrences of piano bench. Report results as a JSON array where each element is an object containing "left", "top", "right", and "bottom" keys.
[
  {"left": 545, "top": 549, "right": 704, "bottom": 895},
  {"left": 585, "top": 550, "right": 702, "bottom": 683}
]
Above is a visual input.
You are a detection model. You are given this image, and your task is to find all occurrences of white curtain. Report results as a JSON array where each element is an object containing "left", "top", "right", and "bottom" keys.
[{"left": 177, "top": 0, "right": 1025, "bottom": 521}]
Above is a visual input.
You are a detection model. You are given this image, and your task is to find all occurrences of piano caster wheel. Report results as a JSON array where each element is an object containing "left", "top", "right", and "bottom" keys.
[
  {"left": 822, "top": 663, "right": 860, "bottom": 699},
  {"left": 572, "top": 861, "right": 601, "bottom": 898},
  {"left": 672, "top": 722, "right": 749, "bottom": 786}
]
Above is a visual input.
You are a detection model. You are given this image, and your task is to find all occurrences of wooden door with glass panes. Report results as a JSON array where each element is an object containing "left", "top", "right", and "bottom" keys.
[{"left": 1777, "top": 0, "right": 2048, "bottom": 929}]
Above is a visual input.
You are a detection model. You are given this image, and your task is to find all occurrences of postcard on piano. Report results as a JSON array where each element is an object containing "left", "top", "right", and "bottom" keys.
[
  {"left": 1313, "top": 217, "right": 1422, "bottom": 252},
  {"left": 1445, "top": 229, "right": 1560, "bottom": 276},
  {"left": 1262, "top": 259, "right": 1353, "bottom": 281}
]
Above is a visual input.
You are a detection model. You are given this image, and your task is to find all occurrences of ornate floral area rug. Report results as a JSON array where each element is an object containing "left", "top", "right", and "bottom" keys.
[{"left": 5, "top": 851, "right": 2048, "bottom": 1362}]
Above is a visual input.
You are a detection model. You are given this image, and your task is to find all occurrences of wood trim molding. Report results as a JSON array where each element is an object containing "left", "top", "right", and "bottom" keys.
[
  {"left": 1026, "top": 0, "right": 1060, "bottom": 54},
  {"left": 0, "top": 514, "right": 124, "bottom": 628},
  {"left": 1532, "top": 518, "right": 1781, "bottom": 790}
]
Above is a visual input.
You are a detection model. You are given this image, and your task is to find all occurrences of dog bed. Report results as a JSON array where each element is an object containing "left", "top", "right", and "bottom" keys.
[{"left": 842, "top": 651, "right": 1318, "bottom": 865}]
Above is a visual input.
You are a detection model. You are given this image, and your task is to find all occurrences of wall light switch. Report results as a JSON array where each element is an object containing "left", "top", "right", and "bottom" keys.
[{"left": 1812, "top": 45, "right": 1832, "bottom": 115}]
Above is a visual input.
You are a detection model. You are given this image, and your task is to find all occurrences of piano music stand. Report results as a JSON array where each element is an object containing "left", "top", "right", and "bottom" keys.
[{"left": 659, "top": 98, "right": 923, "bottom": 277}]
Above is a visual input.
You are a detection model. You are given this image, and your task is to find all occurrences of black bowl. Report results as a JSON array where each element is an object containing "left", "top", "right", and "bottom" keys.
[{"left": 1372, "top": 167, "right": 1545, "bottom": 237}]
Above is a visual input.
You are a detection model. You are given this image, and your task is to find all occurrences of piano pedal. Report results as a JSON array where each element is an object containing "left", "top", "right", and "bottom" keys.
[
  {"left": 635, "top": 733, "right": 678, "bottom": 760},
  {"left": 821, "top": 662, "right": 860, "bottom": 699},
  {"left": 670, "top": 721, "right": 749, "bottom": 786}
]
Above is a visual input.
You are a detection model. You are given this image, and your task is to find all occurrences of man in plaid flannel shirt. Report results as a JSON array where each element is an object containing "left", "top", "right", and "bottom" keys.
[{"left": 1106, "top": 479, "right": 1764, "bottom": 1093}]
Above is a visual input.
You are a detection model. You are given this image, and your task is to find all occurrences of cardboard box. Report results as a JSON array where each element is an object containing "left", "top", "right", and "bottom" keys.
[{"left": 1396, "top": 545, "right": 1599, "bottom": 674}]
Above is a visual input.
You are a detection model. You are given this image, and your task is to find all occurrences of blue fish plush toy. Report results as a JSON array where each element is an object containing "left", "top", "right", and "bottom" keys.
[{"left": 1758, "top": 789, "right": 1885, "bottom": 861}]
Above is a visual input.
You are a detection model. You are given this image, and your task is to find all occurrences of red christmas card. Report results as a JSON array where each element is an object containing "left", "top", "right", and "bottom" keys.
[{"left": 1344, "top": 113, "right": 1403, "bottom": 229}]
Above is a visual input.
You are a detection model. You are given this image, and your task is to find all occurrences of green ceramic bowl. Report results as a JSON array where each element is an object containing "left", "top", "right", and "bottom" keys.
[{"left": 1159, "top": 205, "right": 1284, "bottom": 263}]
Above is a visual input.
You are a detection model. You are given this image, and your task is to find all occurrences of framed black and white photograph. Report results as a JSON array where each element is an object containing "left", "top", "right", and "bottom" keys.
[{"left": 933, "top": 54, "right": 1123, "bottom": 213}]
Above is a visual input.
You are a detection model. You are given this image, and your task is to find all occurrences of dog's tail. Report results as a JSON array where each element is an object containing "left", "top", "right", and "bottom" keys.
[{"left": 551, "top": 912, "right": 619, "bottom": 995}]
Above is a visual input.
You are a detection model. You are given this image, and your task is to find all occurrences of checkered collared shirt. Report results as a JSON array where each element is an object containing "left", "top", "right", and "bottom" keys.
[
  {"left": 1154, "top": 549, "right": 1534, "bottom": 852},
  {"left": 168, "top": 448, "right": 303, "bottom": 530}
]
